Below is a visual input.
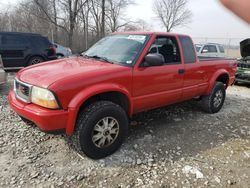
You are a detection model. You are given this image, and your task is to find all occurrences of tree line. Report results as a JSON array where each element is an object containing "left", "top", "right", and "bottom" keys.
[{"left": 0, "top": 0, "right": 192, "bottom": 52}]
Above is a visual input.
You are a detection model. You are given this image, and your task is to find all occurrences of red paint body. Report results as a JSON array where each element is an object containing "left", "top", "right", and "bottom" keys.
[{"left": 8, "top": 32, "right": 237, "bottom": 135}]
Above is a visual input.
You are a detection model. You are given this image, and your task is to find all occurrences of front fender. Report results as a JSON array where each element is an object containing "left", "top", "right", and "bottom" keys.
[
  {"left": 205, "top": 69, "right": 229, "bottom": 95},
  {"left": 66, "top": 83, "right": 133, "bottom": 135}
]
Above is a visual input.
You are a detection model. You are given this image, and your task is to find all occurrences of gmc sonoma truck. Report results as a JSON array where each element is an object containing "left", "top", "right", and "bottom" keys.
[{"left": 8, "top": 32, "right": 237, "bottom": 159}]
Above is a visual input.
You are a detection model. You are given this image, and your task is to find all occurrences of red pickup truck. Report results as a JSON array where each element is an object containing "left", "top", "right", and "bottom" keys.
[{"left": 8, "top": 32, "right": 237, "bottom": 159}]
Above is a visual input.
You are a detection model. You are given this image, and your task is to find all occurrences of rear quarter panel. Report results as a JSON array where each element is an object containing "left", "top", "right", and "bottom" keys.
[{"left": 198, "top": 58, "right": 237, "bottom": 95}]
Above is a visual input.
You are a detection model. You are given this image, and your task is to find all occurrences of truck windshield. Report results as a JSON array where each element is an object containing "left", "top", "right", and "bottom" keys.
[{"left": 84, "top": 34, "right": 148, "bottom": 65}]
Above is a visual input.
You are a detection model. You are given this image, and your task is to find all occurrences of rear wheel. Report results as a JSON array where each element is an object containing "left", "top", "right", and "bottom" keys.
[
  {"left": 201, "top": 82, "right": 226, "bottom": 113},
  {"left": 28, "top": 56, "right": 44, "bottom": 66},
  {"left": 69, "top": 101, "right": 128, "bottom": 159}
]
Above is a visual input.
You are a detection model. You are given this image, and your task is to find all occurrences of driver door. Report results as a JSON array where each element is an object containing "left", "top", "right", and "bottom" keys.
[{"left": 132, "top": 35, "right": 184, "bottom": 113}]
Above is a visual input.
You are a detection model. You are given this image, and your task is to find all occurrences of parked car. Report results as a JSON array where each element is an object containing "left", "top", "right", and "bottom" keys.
[
  {"left": 0, "top": 32, "right": 57, "bottom": 69},
  {"left": 235, "top": 39, "right": 250, "bottom": 84},
  {"left": 196, "top": 43, "right": 226, "bottom": 58},
  {"left": 9, "top": 32, "right": 237, "bottom": 159},
  {"left": 0, "top": 54, "right": 7, "bottom": 85},
  {"left": 54, "top": 43, "right": 72, "bottom": 58}
]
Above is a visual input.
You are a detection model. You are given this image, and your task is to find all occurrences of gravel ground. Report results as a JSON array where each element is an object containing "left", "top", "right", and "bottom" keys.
[{"left": 0, "top": 73, "right": 250, "bottom": 188}]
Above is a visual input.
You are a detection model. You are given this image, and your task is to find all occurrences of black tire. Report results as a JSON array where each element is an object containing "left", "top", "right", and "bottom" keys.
[
  {"left": 201, "top": 82, "right": 226, "bottom": 113},
  {"left": 28, "top": 56, "right": 44, "bottom": 66},
  {"left": 69, "top": 101, "right": 128, "bottom": 159}
]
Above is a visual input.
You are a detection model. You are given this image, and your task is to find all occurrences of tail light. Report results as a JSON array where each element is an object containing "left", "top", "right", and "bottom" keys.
[{"left": 48, "top": 46, "right": 56, "bottom": 56}]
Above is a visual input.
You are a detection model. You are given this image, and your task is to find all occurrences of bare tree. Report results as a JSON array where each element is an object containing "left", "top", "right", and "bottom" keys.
[
  {"left": 33, "top": 0, "right": 88, "bottom": 48},
  {"left": 153, "top": 0, "right": 192, "bottom": 32},
  {"left": 123, "top": 19, "right": 151, "bottom": 31},
  {"left": 0, "top": 12, "right": 10, "bottom": 31},
  {"left": 101, "top": 0, "right": 106, "bottom": 37},
  {"left": 78, "top": 1, "right": 91, "bottom": 50},
  {"left": 106, "top": 0, "right": 133, "bottom": 32}
]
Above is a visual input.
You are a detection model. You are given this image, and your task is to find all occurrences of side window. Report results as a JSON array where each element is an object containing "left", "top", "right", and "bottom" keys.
[
  {"left": 29, "top": 36, "right": 50, "bottom": 48},
  {"left": 202, "top": 45, "right": 218, "bottom": 53},
  {"left": 179, "top": 36, "right": 196, "bottom": 64},
  {"left": 219, "top": 45, "right": 225, "bottom": 53},
  {"left": 2, "top": 35, "right": 27, "bottom": 46},
  {"left": 148, "top": 36, "right": 181, "bottom": 64}
]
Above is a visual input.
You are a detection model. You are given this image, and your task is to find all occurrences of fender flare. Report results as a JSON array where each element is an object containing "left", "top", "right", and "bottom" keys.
[
  {"left": 205, "top": 69, "right": 229, "bottom": 95},
  {"left": 66, "top": 83, "right": 133, "bottom": 135}
]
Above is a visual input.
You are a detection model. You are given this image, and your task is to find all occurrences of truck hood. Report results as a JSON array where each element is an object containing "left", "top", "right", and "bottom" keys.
[
  {"left": 17, "top": 57, "right": 129, "bottom": 88},
  {"left": 240, "top": 39, "right": 250, "bottom": 59}
]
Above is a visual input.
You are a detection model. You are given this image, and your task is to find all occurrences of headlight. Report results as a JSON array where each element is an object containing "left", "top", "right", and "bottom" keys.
[{"left": 31, "top": 86, "right": 59, "bottom": 109}]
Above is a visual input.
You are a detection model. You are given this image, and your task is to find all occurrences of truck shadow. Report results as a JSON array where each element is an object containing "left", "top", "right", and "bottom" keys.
[{"left": 104, "top": 96, "right": 249, "bottom": 166}]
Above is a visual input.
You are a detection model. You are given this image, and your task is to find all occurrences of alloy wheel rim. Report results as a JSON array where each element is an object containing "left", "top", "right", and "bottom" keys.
[
  {"left": 92, "top": 117, "right": 120, "bottom": 148},
  {"left": 213, "top": 90, "right": 223, "bottom": 108},
  {"left": 31, "top": 58, "right": 41, "bottom": 65}
]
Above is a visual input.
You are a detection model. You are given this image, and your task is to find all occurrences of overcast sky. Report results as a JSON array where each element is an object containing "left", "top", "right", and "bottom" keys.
[
  {"left": 128, "top": 0, "right": 250, "bottom": 39},
  {"left": 1, "top": 0, "right": 250, "bottom": 40}
]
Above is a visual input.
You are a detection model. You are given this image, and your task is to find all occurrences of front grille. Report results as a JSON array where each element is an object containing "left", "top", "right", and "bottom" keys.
[{"left": 14, "top": 79, "right": 32, "bottom": 103}]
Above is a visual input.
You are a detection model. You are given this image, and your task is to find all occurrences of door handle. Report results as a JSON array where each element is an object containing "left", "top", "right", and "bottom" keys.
[{"left": 178, "top": 69, "right": 185, "bottom": 75}]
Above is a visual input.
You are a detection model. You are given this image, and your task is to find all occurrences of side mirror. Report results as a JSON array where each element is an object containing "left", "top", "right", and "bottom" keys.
[
  {"left": 202, "top": 49, "right": 208, "bottom": 53},
  {"left": 144, "top": 53, "right": 164, "bottom": 67}
]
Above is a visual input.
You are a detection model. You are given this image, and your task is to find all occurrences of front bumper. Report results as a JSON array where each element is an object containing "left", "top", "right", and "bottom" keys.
[
  {"left": 8, "top": 90, "right": 68, "bottom": 132},
  {"left": 0, "top": 69, "right": 7, "bottom": 85}
]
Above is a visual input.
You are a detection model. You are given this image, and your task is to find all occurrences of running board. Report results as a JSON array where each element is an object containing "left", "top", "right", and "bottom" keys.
[{"left": 4, "top": 67, "right": 24, "bottom": 70}]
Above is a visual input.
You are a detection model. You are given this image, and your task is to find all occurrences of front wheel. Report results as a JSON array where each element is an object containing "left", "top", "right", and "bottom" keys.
[
  {"left": 201, "top": 82, "right": 226, "bottom": 113},
  {"left": 69, "top": 101, "right": 128, "bottom": 159}
]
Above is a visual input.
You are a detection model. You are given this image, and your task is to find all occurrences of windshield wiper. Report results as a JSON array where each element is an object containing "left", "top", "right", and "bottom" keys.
[{"left": 84, "top": 55, "right": 114, "bottom": 64}]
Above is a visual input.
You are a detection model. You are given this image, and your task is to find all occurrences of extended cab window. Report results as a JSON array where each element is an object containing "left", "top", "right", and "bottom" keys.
[
  {"left": 179, "top": 36, "right": 196, "bottom": 64},
  {"left": 202, "top": 45, "right": 218, "bottom": 53},
  {"left": 148, "top": 36, "right": 181, "bottom": 64},
  {"left": 29, "top": 36, "right": 50, "bottom": 48}
]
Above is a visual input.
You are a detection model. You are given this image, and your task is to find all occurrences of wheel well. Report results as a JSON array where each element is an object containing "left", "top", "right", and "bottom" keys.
[
  {"left": 56, "top": 53, "right": 64, "bottom": 57},
  {"left": 216, "top": 73, "right": 229, "bottom": 86},
  {"left": 26, "top": 55, "right": 45, "bottom": 66},
  {"left": 79, "top": 92, "right": 130, "bottom": 115}
]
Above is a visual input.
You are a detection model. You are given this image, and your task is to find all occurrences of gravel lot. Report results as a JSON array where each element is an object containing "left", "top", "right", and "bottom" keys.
[{"left": 0, "top": 73, "right": 250, "bottom": 188}]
